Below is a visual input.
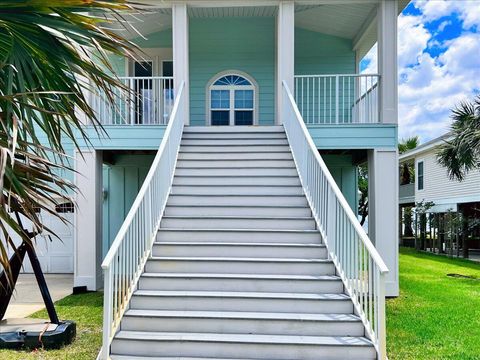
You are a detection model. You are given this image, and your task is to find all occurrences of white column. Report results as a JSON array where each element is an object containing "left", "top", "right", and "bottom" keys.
[
  {"left": 172, "top": 2, "right": 190, "bottom": 125},
  {"left": 276, "top": 1, "right": 295, "bottom": 125},
  {"left": 377, "top": 0, "right": 398, "bottom": 124},
  {"left": 368, "top": 149, "right": 399, "bottom": 297},
  {"left": 74, "top": 150, "right": 103, "bottom": 291}
]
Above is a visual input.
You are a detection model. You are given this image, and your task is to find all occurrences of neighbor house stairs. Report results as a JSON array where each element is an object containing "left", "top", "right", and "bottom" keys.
[{"left": 109, "top": 126, "right": 376, "bottom": 359}]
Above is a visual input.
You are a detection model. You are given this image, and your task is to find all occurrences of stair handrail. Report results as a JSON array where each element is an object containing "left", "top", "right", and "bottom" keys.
[
  {"left": 100, "top": 81, "right": 185, "bottom": 359},
  {"left": 282, "top": 80, "right": 389, "bottom": 359}
]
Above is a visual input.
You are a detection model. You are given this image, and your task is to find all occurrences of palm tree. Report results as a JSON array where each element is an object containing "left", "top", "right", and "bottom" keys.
[
  {"left": 437, "top": 96, "right": 480, "bottom": 181},
  {"left": 0, "top": 1, "right": 139, "bottom": 276}
]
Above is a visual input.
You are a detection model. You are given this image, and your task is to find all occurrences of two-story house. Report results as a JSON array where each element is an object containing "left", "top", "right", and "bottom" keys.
[{"left": 59, "top": 1, "right": 407, "bottom": 358}]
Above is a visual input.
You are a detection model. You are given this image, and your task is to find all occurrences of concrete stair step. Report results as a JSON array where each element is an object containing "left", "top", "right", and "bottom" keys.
[
  {"left": 157, "top": 228, "right": 322, "bottom": 243},
  {"left": 180, "top": 145, "right": 290, "bottom": 153},
  {"left": 167, "top": 194, "right": 307, "bottom": 206},
  {"left": 174, "top": 167, "right": 298, "bottom": 176},
  {"left": 182, "top": 132, "right": 286, "bottom": 139},
  {"left": 178, "top": 151, "right": 293, "bottom": 160},
  {"left": 130, "top": 290, "right": 353, "bottom": 314},
  {"left": 145, "top": 256, "right": 335, "bottom": 275},
  {"left": 171, "top": 185, "right": 304, "bottom": 196},
  {"left": 172, "top": 175, "right": 300, "bottom": 186},
  {"left": 160, "top": 216, "right": 316, "bottom": 230},
  {"left": 111, "top": 331, "right": 375, "bottom": 359},
  {"left": 183, "top": 126, "right": 284, "bottom": 133},
  {"left": 175, "top": 159, "right": 295, "bottom": 168},
  {"left": 181, "top": 138, "right": 289, "bottom": 146},
  {"left": 121, "top": 310, "right": 365, "bottom": 337},
  {"left": 138, "top": 273, "right": 343, "bottom": 293},
  {"left": 151, "top": 242, "right": 327, "bottom": 258},
  {"left": 164, "top": 205, "right": 310, "bottom": 217}
]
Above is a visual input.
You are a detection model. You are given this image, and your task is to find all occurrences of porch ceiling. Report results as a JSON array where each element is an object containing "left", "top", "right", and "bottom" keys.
[{"left": 295, "top": 3, "right": 376, "bottom": 40}]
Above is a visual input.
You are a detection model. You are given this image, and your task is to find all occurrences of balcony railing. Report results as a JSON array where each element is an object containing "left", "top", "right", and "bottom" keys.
[
  {"left": 294, "top": 74, "right": 380, "bottom": 125},
  {"left": 91, "top": 76, "right": 174, "bottom": 125}
]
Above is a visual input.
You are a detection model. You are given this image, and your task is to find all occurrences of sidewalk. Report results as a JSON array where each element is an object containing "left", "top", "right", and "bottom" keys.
[{"left": 4, "top": 273, "right": 73, "bottom": 319}]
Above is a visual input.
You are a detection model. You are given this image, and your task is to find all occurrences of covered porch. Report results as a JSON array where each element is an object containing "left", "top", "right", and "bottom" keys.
[{"left": 91, "top": 0, "right": 399, "bottom": 139}]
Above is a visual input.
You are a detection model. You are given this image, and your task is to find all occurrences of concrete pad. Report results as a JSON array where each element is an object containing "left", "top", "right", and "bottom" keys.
[
  {"left": 4, "top": 274, "right": 73, "bottom": 319},
  {"left": 0, "top": 318, "right": 58, "bottom": 333}
]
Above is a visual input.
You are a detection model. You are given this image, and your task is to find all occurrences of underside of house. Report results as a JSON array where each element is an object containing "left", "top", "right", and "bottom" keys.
[{"left": 67, "top": 1, "right": 405, "bottom": 358}]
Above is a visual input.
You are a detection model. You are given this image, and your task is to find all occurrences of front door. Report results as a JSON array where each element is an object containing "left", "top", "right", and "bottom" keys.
[{"left": 209, "top": 74, "right": 256, "bottom": 126}]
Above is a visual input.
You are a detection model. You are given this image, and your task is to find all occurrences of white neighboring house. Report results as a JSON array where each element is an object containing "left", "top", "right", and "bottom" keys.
[{"left": 399, "top": 133, "right": 480, "bottom": 212}]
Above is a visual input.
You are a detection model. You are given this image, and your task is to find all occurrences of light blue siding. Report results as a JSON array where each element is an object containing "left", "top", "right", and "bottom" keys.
[
  {"left": 308, "top": 124, "right": 398, "bottom": 150},
  {"left": 102, "top": 154, "right": 155, "bottom": 257},
  {"left": 133, "top": 29, "right": 173, "bottom": 48},
  {"left": 79, "top": 126, "right": 166, "bottom": 150},
  {"left": 322, "top": 154, "right": 358, "bottom": 213},
  {"left": 295, "top": 28, "right": 357, "bottom": 124},
  {"left": 189, "top": 18, "right": 276, "bottom": 126},
  {"left": 295, "top": 28, "right": 355, "bottom": 75}
]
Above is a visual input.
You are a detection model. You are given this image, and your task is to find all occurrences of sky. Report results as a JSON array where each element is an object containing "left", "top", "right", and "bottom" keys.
[{"left": 360, "top": 0, "right": 480, "bottom": 143}]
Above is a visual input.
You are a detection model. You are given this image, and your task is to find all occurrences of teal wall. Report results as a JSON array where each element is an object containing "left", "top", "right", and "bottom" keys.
[
  {"left": 308, "top": 124, "right": 398, "bottom": 150},
  {"left": 133, "top": 29, "right": 172, "bottom": 48},
  {"left": 79, "top": 126, "right": 166, "bottom": 150},
  {"left": 189, "top": 17, "right": 276, "bottom": 126},
  {"left": 295, "top": 28, "right": 355, "bottom": 75},
  {"left": 322, "top": 154, "right": 358, "bottom": 213},
  {"left": 106, "top": 28, "right": 173, "bottom": 78},
  {"left": 102, "top": 154, "right": 155, "bottom": 257},
  {"left": 295, "top": 28, "right": 356, "bottom": 124}
]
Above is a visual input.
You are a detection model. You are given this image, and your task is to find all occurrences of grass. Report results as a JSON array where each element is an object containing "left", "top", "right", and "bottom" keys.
[
  {"left": 0, "top": 292, "right": 103, "bottom": 360},
  {"left": 387, "top": 247, "right": 480, "bottom": 360}
]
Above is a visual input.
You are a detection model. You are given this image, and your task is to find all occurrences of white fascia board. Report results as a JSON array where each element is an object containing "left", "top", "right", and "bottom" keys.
[{"left": 399, "top": 134, "right": 453, "bottom": 162}]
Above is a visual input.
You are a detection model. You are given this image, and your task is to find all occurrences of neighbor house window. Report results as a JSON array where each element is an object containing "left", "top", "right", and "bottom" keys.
[{"left": 417, "top": 160, "right": 424, "bottom": 190}]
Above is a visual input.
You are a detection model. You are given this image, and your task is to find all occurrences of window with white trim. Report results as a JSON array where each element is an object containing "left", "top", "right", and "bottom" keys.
[
  {"left": 417, "top": 160, "right": 424, "bottom": 191},
  {"left": 209, "top": 74, "right": 256, "bottom": 126}
]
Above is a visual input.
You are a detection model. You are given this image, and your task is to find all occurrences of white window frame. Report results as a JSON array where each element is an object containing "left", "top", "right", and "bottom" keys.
[
  {"left": 416, "top": 159, "right": 425, "bottom": 192},
  {"left": 206, "top": 70, "right": 259, "bottom": 126}
]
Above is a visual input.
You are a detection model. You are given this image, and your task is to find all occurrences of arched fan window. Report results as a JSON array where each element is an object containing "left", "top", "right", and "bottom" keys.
[{"left": 208, "top": 72, "right": 257, "bottom": 126}]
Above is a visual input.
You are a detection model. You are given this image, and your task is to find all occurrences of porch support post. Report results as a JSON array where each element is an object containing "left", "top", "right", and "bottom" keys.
[
  {"left": 276, "top": 1, "right": 295, "bottom": 125},
  {"left": 377, "top": 0, "right": 398, "bottom": 124},
  {"left": 368, "top": 148, "right": 399, "bottom": 297},
  {"left": 172, "top": 2, "right": 190, "bottom": 125},
  {"left": 74, "top": 150, "right": 103, "bottom": 291}
]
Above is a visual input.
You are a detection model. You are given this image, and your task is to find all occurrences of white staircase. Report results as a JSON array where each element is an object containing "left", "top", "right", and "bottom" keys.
[{"left": 109, "top": 126, "right": 376, "bottom": 359}]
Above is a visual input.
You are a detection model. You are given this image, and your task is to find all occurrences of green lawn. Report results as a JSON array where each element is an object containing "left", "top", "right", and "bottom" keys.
[
  {"left": 387, "top": 247, "right": 480, "bottom": 360},
  {"left": 0, "top": 292, "right": 103, "bottom": 360},
  {"left": 1, "top": 248, "right": 479, "bottom": 359}
]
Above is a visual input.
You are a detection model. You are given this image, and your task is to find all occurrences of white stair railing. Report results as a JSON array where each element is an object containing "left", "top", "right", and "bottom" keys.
[
  {"left": 100, "top": 81, "right": 185, "bottom": 359},
  {"left": 282, "top": 81, "right": 389, "bottom": 360}
]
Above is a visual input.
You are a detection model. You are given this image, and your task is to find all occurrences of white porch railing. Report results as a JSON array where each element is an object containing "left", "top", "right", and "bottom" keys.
[
  {"left": 100, "top": 81, "right": 185, "bottom": 359},
  {"left": 92, "top": 76, "right": 174, "bottom": 125},
  {"left": 282, "top": 80, "right": 389, "bottom": 359},
  {"left": 294, "top": 74, "right": 380, "bottom": 124}
]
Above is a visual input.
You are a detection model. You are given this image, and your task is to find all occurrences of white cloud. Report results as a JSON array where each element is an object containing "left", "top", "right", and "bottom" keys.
[
  {"left": 398, "top": 14, "right": 430, "bottom": 68},
  {"left": 415, "top": 0, "right": 480, "bottom": 29},
  {"left": 398, "top": 29, "right": 480, "bottom": 141}
]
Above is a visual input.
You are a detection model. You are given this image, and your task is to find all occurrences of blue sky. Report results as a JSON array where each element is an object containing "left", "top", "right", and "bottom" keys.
[{"left": 361, "top": 0, "right": 480, "bottom": 143}]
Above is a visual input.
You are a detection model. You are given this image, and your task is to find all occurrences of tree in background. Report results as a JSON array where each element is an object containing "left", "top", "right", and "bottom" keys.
[
  {"left": 0, "top": 1, "right": 139, "bottom": 275},
  {"left": 358, "top": 136, "right": 419, "bottom": 230},
  {"left": 437, "top": 95, "right": 480, "bottom": 181}
]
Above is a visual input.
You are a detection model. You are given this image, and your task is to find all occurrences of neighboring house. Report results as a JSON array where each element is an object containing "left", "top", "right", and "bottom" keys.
[
  {"left": 399, "top": 133, "right": 480, "bottom": 213},
  {"left": 33, "top": 1, "right": 408, "bottom": 358}
]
